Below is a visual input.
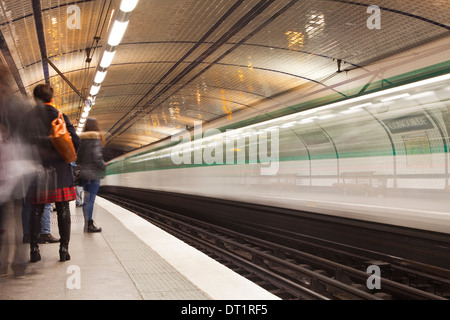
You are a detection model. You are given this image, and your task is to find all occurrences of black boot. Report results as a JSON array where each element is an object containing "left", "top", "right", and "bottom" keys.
[
  {"left": 56, "top": 202, "right": 71, "bottom": 261},
  {"left": 30, "top": 245, "right": 41, "bottom": 263},
  {"left": 29, "top": 205, "right": 44, "bottom": 263},
  {"left": 87, "top": 220, "right": 102, "bottom": 233}
]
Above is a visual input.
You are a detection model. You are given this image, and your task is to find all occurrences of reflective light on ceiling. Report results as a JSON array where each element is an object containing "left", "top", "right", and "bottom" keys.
[{"left": 305, "top": 12, "right": 325, "bottom": 38}]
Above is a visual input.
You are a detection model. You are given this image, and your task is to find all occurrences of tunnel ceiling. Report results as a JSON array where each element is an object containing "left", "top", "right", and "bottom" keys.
[{"left": 0, "top": 0, "right": 449, "bottom": 154}]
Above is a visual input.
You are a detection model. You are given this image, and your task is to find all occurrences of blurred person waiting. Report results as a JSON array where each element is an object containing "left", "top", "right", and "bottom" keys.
[
  {"left": 76, "top": 117, "right": 106, "bottom": 233},
  {"left": 0, "top": 66, "right": 37, "bottom": 276},
  {"left": 21, "top": 84, "right": 80, "bottom": 262}
]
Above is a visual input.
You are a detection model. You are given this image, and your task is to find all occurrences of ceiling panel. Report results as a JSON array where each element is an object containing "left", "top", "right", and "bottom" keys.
[{"left": 0, "top": 0, "right": 448, "bottom": 154}]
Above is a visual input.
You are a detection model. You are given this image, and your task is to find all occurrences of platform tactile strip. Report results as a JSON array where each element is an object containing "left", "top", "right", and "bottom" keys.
[{"left": 94, "top": 206, "right": 211, "bottom": 300}]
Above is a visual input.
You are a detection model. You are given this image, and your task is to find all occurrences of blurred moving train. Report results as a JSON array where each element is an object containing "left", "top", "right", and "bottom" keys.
[{"left": 103, "top": 73, "right": 450, "bottom": 234}]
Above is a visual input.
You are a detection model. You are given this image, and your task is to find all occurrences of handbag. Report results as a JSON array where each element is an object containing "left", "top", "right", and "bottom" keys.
[{"left": 49, "top": 112, "right": 77, "bottom": 163}]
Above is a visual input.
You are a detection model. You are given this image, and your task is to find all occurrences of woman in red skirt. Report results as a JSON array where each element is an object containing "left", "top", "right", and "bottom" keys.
[{"left": 24, "top": 84, "right": 80, "bottom": 262}]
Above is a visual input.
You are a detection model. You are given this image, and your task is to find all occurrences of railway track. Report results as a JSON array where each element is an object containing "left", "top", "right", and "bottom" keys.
[{"left": 100, "top": 192, "right": 449, "bottom": 300}]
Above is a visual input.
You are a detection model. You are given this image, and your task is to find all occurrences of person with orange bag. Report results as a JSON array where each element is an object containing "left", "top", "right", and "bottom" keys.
[{"left": 22, "top": 84, "right": 80, "bottom": 262}]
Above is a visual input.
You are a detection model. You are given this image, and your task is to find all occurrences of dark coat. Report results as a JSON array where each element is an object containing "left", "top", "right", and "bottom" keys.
[
  {"left": 23, "top": 102, "right": 80, "bottom": 189},
  {"left": 76, "top": 131, "right": 106, "bottom": 181}
]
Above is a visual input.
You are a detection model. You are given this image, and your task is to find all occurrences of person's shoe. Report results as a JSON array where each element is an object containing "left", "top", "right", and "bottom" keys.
[
  {"left": 39, "top": 234, "right": 59, "bottom": 243},
  {"left": 87, "top": 220, "right": 102, "bottom": 233},
  {"left": 29, "top": 246, "right": 41, "bottom": 263},
  {"left": 59, "top": 245, "right": 71, "bottom": 262},
  {"left": 12, "top": 263, "right": 36, "bottom": 278}
]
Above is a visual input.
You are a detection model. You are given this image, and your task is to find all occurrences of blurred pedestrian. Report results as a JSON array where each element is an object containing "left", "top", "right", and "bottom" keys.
[
  {"left": 0, "top": 66, "right": 36, "bottom": 276},
  {"left": 21, "top": 84, "right": 80, "bottom": 262},
  {"left": 76, "top": 117, "right": 106, "bottom": 233}
]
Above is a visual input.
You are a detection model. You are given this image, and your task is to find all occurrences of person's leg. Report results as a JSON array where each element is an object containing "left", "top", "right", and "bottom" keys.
[
  {"left": 0, "top": 202, "right": 10, "bottom": 275},
  {"left": 86, "top": 180, "right": 101, "bottom": 232},
  {"left": 75, "top": 186, "right": 83, "bottom": 206},
  {"left": 82, "top": 180, "right": 90, "bottom": 230},
  {"left": 55, "top": 201, "right": 71, "bottom": 261},
  {"left": 11, "top": 200, "right": 29, "bottom": 277},
  {"left": 86, "top": 180, "right": 100, "bottom": 220},
  {"left": 21, "top": 200, "right": 30, "bottom": 243},
  {"left": 29, "top": 204, "right": 45, "bottom": 262},
  {"left": 39, "top": 203, "right": 58, "bottom": 243}
]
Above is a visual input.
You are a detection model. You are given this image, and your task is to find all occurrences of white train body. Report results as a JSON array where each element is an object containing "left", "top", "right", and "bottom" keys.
[{"left": 104, "top": 73, "right": 450, "bottom": 234}]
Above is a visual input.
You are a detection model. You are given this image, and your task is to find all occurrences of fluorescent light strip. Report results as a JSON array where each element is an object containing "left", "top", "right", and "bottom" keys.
[
  {"left": 100, "top": 50, "right": 116, "bottom": 68},
  {"left": 108, "top": 20, "right": 129, "bottom": 46},
  {"left": 94, "top": 70, "right": 107, "bottom": 84},
  {"left": 90, "top": 85, "right": 101, "bottom": 96},
  {"left": 120, "top": 0, "right": 139, "bottom": 12},
  {"left": 84, "top": 0, "right": 139, "bottom": 123}
]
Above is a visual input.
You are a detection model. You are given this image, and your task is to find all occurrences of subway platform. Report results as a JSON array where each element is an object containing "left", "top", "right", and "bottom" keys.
[{"left": 0, "top": 197, "right": 280, "bottom": 301}]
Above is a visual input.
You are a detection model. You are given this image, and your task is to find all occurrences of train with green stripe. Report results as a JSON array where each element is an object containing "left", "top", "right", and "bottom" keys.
[{"left": 103, "top": 73, "right": 450, "bottom": 234}]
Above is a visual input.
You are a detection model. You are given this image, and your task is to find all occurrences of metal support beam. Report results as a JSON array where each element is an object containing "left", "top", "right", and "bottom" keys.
[
  {"left": 45, "top": 56, "right": 84, "bottom": 99},
  {"left": 0, "top": 30, "right": 27, "bottom": 96},
  {"left": 31, "top": 0, "right": 50, "bottom": 84}
]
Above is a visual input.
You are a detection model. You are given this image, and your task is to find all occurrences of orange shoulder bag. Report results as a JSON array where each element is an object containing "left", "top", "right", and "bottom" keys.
[{"left": 49, "top": 112, "right": 77, "bottom": 163}]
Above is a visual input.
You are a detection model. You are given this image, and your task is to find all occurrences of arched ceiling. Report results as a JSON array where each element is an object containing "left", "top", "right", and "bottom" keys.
[{"left": 1, "top": 0, "right": 449, "bottom": 157}]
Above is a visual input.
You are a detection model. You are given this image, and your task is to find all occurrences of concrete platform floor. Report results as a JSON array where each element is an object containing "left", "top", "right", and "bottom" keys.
[{"left": 0, "top": 197, "right": 279, "bottom": 301}]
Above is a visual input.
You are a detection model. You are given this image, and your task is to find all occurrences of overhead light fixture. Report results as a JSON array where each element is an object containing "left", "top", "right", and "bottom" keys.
[
  {"left": 80, "top": 0, "right": 139, "bottom": 129},
  {"left": 90, "top": 85, "right": 101, "bottom": 96},
  {"left": 108, "top": 20, "right": 129, "bottom": 46},
  {"left": 99, "top": 50, "right": 116, "bottom": 68},
  {"left": 94, "top": 70, "right": 108, "bottom": 84},
  {"left": 120, "top": 0, "right": 139, "bottom": 12}
]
